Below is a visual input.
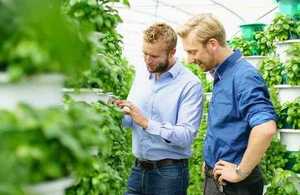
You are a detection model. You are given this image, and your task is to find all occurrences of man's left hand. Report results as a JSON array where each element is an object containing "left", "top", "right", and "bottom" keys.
[{"left": 213, "top": 160, "right": 244, "bottom": 185}]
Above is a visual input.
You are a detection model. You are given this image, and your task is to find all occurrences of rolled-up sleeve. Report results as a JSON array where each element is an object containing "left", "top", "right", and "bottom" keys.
[
  {"left": 145, "top": 83, "right": 204, "bottom": 148},
  {"left": 236, "top": 70, "right": 278, "bottom": 129}
]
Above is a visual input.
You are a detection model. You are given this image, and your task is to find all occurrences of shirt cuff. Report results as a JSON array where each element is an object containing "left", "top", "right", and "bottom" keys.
[
  {"left": 145, "top": 119, "right": 161, "bottom": 136},
  {"left": 122, "top": 115, "right": 132, "bottom": 128},
  {"left": 249, "top": 111, "right": 277, "bottom": 128}
]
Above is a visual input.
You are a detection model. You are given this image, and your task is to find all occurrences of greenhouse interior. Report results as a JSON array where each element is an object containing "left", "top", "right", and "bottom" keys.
[{"left": 0, "top": 0, "right": 299, "bottom": 194}]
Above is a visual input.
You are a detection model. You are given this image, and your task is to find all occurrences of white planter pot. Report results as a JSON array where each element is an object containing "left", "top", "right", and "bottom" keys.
[
  {"left": 279, "top": 129, "right": 300, "bottom": 151},
  {"left": 0, "top": 73, "right": 64, "bottom": 110},
  {"left": 244, "top": 56, "right": 265, "bottom": 69},
  {"left": 275, "top": 85, "right": 300, "bottom": 104},
  {"left": 24, "top": 177, "right": 74, "bottom": 195},
  {"left": 275, "top": 39, "right": 300, "bottom": 64},
  {"left": 63, "top": 88, "right": 116, "bottom": 104}
]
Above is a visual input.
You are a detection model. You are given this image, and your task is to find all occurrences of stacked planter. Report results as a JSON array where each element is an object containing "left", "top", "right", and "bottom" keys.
[
  {"left": 260, "top": 1, "right": 300, "bottom": 194},
  {"left": 0, "top": 0, "right": 119, "bottom": 195},
  {"left": 229, "top": 22, "right": 267, "bottom": 69},
  {"left": 274, "top": 40, "right": 300, "bottom": 151},
  {"left": 240, "top": 23, "right": 267, "bottom": 69}
]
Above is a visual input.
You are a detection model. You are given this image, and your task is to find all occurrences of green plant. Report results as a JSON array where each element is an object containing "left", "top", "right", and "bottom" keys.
[
  {"left": 259, "top": 56, "right": 283, "bottom": 86},
  {"left": 255, "top": 31, "right": 274, "bottom": 55},
  {"left": 64, "top": 0, "right": 135, "bottom": 98},
  {"left": 285, "top": 44, "right": 300, "bottom": 85},
  {"left": 261, "top": 139, "right": 288, "bottom": 182},
  {"left": 269, "top": 87, "right": 281, "bottom": 114},
  {"left": 185, "top": 63, "right": 213, "bottom": 92},
  {"left": 188, "top": 115, "right": 207, "bottom": 195},
  {"left": 278, "top": 98, "right": 300, "bottom": 129},
  {"left": 66, "top": 100, "right": 133, "bottom": 195},
  {"left": 0, "top": 0, "right": 92, "bottom": 82},
  {"left": 265, "top": 168, "right": 299, "bottom": 195},
  {"left": 229, "top": 37, "right": 257, "bottom": 56},
  {"left": 265, "top": 13, "right": 300, "bottom": 45},
  {"left": 0, "top": 100, "right": 126, "bottom": 193},
  {"left": 290, "top": 152, "right": 300, "bottom": 173}
]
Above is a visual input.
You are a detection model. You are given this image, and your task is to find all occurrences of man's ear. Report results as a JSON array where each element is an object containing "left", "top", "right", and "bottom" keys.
[
  {"left": 207, "top": 38, "right": 219, "bottom": 51},
  {"left": 169, "top": 48, "right": 176, "bottom": 57}
]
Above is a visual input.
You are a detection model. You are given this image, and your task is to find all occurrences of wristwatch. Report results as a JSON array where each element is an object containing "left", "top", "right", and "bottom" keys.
[{"left": 235, "top": 165, "right": 250, "bottom": 179}]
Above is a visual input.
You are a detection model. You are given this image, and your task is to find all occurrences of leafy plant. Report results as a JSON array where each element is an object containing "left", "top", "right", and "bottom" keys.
[
  {"left": 229, "top": 36, "right": 257, "bottom": 56},
  {"left": 63, "top": 0, "right": 135, "bottom": 99},
  {"left": 278, "top": 98, "right": 300, "bottom": 129},
  {"left": 0, "top": 0, "right": 92, "bottom": 82},
  {"left": 265, "top": 13, "right": 300, "bottom": 47},
  {"left": 66, "top": 100, "right": 133, "bottom": 194},
  {"left": 188, "top": 114, "right": 207, "bottom": 195},
  {"left": 269, "top": 87, "right": 281, "bottom": 114},
  {"left": 255, "top": 31, "right": 274, "bottom": 55},
  {"left": 261, "top": 139, "right": 288, "bottom": 182},
  {"left": 0, "top": 100, "right": 126, "bottom": 192},
  {"left": 290, "top": 152, "right": 300, "bottom": 173},
  {"left": 259, "top": 56, "right": 283, "bottom": 86},
  {"left": 285, "top": 44, "right": 300, "bottom": 85},
  {"left": 265, "top": 168, "right": 299, "bottom": 195},
  {"left": 185, "top": 63, "right": 213, "bottom": 92}
]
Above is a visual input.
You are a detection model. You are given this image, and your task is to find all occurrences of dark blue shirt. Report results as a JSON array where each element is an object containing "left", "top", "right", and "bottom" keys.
[{"left": 204, "top": 51, "right": 277, "bottom": 168}]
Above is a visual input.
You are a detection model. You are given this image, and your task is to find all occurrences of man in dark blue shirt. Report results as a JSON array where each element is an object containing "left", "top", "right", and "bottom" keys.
[{"left": 178, "top": 13, "right": 277, "bottom": 195}]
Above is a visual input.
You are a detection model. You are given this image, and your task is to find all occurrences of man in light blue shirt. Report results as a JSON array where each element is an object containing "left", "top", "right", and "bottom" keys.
[{"left": 115, "top": 22, "right": 203, "bottom": 195}]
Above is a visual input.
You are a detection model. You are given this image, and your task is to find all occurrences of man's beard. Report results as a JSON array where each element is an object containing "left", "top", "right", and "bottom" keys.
[{"left": 153, "top": 58, "right": 170, "bottom": 73}]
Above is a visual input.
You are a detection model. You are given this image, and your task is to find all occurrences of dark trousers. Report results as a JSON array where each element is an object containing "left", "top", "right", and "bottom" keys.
[
  {"left": 204, "top": 166, "right": 264, "bottom": 195},
  {"left": 125, "top": 160, "right": 189, "bottom": 195}
]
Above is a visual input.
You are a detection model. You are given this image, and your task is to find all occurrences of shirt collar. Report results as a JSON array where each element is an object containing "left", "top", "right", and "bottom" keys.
[
  {"left": 213, "top": 50, "right": 242, "bottom": 81},
  {"left": 148, "top": 58, "right": 181, "bottom": 80}
]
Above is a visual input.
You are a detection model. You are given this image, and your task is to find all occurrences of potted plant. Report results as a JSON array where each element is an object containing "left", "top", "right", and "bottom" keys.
[
  {"left": 275, "top": 44, "right": 300, "bottom": 103},
  {"left": 267, "top": 13, "right": 300, "bottom": 43},
  {"left": 229, "top": 35, "right": 267, "bottom": 69},
  {"left": 0, "top": 101, "right": 118, "bottom": 194},
  {"left": 265, "top": 168, "right": 299, "bottom": 195},
  {"left": 0, "top": 0, "right": 92, "bottom": 109},
  {"left": 261, "top": 139, "right": 288, "bottom": 182},
  {"left": 275, "top": 40, "right": 300, "bottom": 64},
  {"left": 278, "top": 98, "right": 300, "bottom": 151},
  {"left": 259, "top": 56, "right": 283, "bottom": 87}
]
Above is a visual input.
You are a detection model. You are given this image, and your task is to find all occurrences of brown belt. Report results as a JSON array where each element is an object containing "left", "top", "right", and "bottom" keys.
[
  {"left": 204, "top": 164, "right": 214, "bottom": 178},
  {"left": 135, "top": 158, "right": 188, "bottom": 170}
]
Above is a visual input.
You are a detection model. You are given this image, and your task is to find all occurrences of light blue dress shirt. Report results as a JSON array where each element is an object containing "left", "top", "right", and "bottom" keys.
[{"left": 123, "top": 60, "right": 203, "bottom": 160}]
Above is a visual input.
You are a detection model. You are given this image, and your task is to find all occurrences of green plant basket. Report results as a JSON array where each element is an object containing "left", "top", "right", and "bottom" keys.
[
  {"left": 240, "top": 23, "right": 266, "bottom": 40},
  {"left": 276, "top": 0, "right": 300, "bottom": 19}
]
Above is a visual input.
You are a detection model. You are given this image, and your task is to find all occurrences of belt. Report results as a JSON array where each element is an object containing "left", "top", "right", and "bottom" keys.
[
  {"left": 204, "top": 164, "right": 214, "bottom": 178},
  {"left": 205, "top": 164, "right": 225, "bottom": 192},
  {"left": 135, "top": 158, "right": 188, "bottom": 170}
]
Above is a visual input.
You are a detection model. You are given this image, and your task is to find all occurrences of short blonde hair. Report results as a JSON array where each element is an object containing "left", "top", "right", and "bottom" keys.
[
  {"left": 177, "top": 13, "right": 226, "bottom": 47},
  {"left": 143, "top": 22, "right": 177, "bottom": 50}
]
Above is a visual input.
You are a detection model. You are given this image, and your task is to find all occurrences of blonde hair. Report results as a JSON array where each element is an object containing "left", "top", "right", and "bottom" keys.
[
  {"left": 143, "top": 22, "right": 177, "bottom": 50},
  {"left": 177, "top": 13, "right": 226, "bottom": 47}
]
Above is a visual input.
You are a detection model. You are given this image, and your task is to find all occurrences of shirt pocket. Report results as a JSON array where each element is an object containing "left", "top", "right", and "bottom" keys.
[{"left": 210, "top": 88, "right": 235, "bottom": 121}]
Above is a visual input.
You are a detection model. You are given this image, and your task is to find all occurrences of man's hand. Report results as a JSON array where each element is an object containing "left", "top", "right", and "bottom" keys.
[
  {"left": 114, "top": 100, "right": 149, "bottom": 129},
  {"left": 213, "top": 160, "right": 245, "bottom": 185}
]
